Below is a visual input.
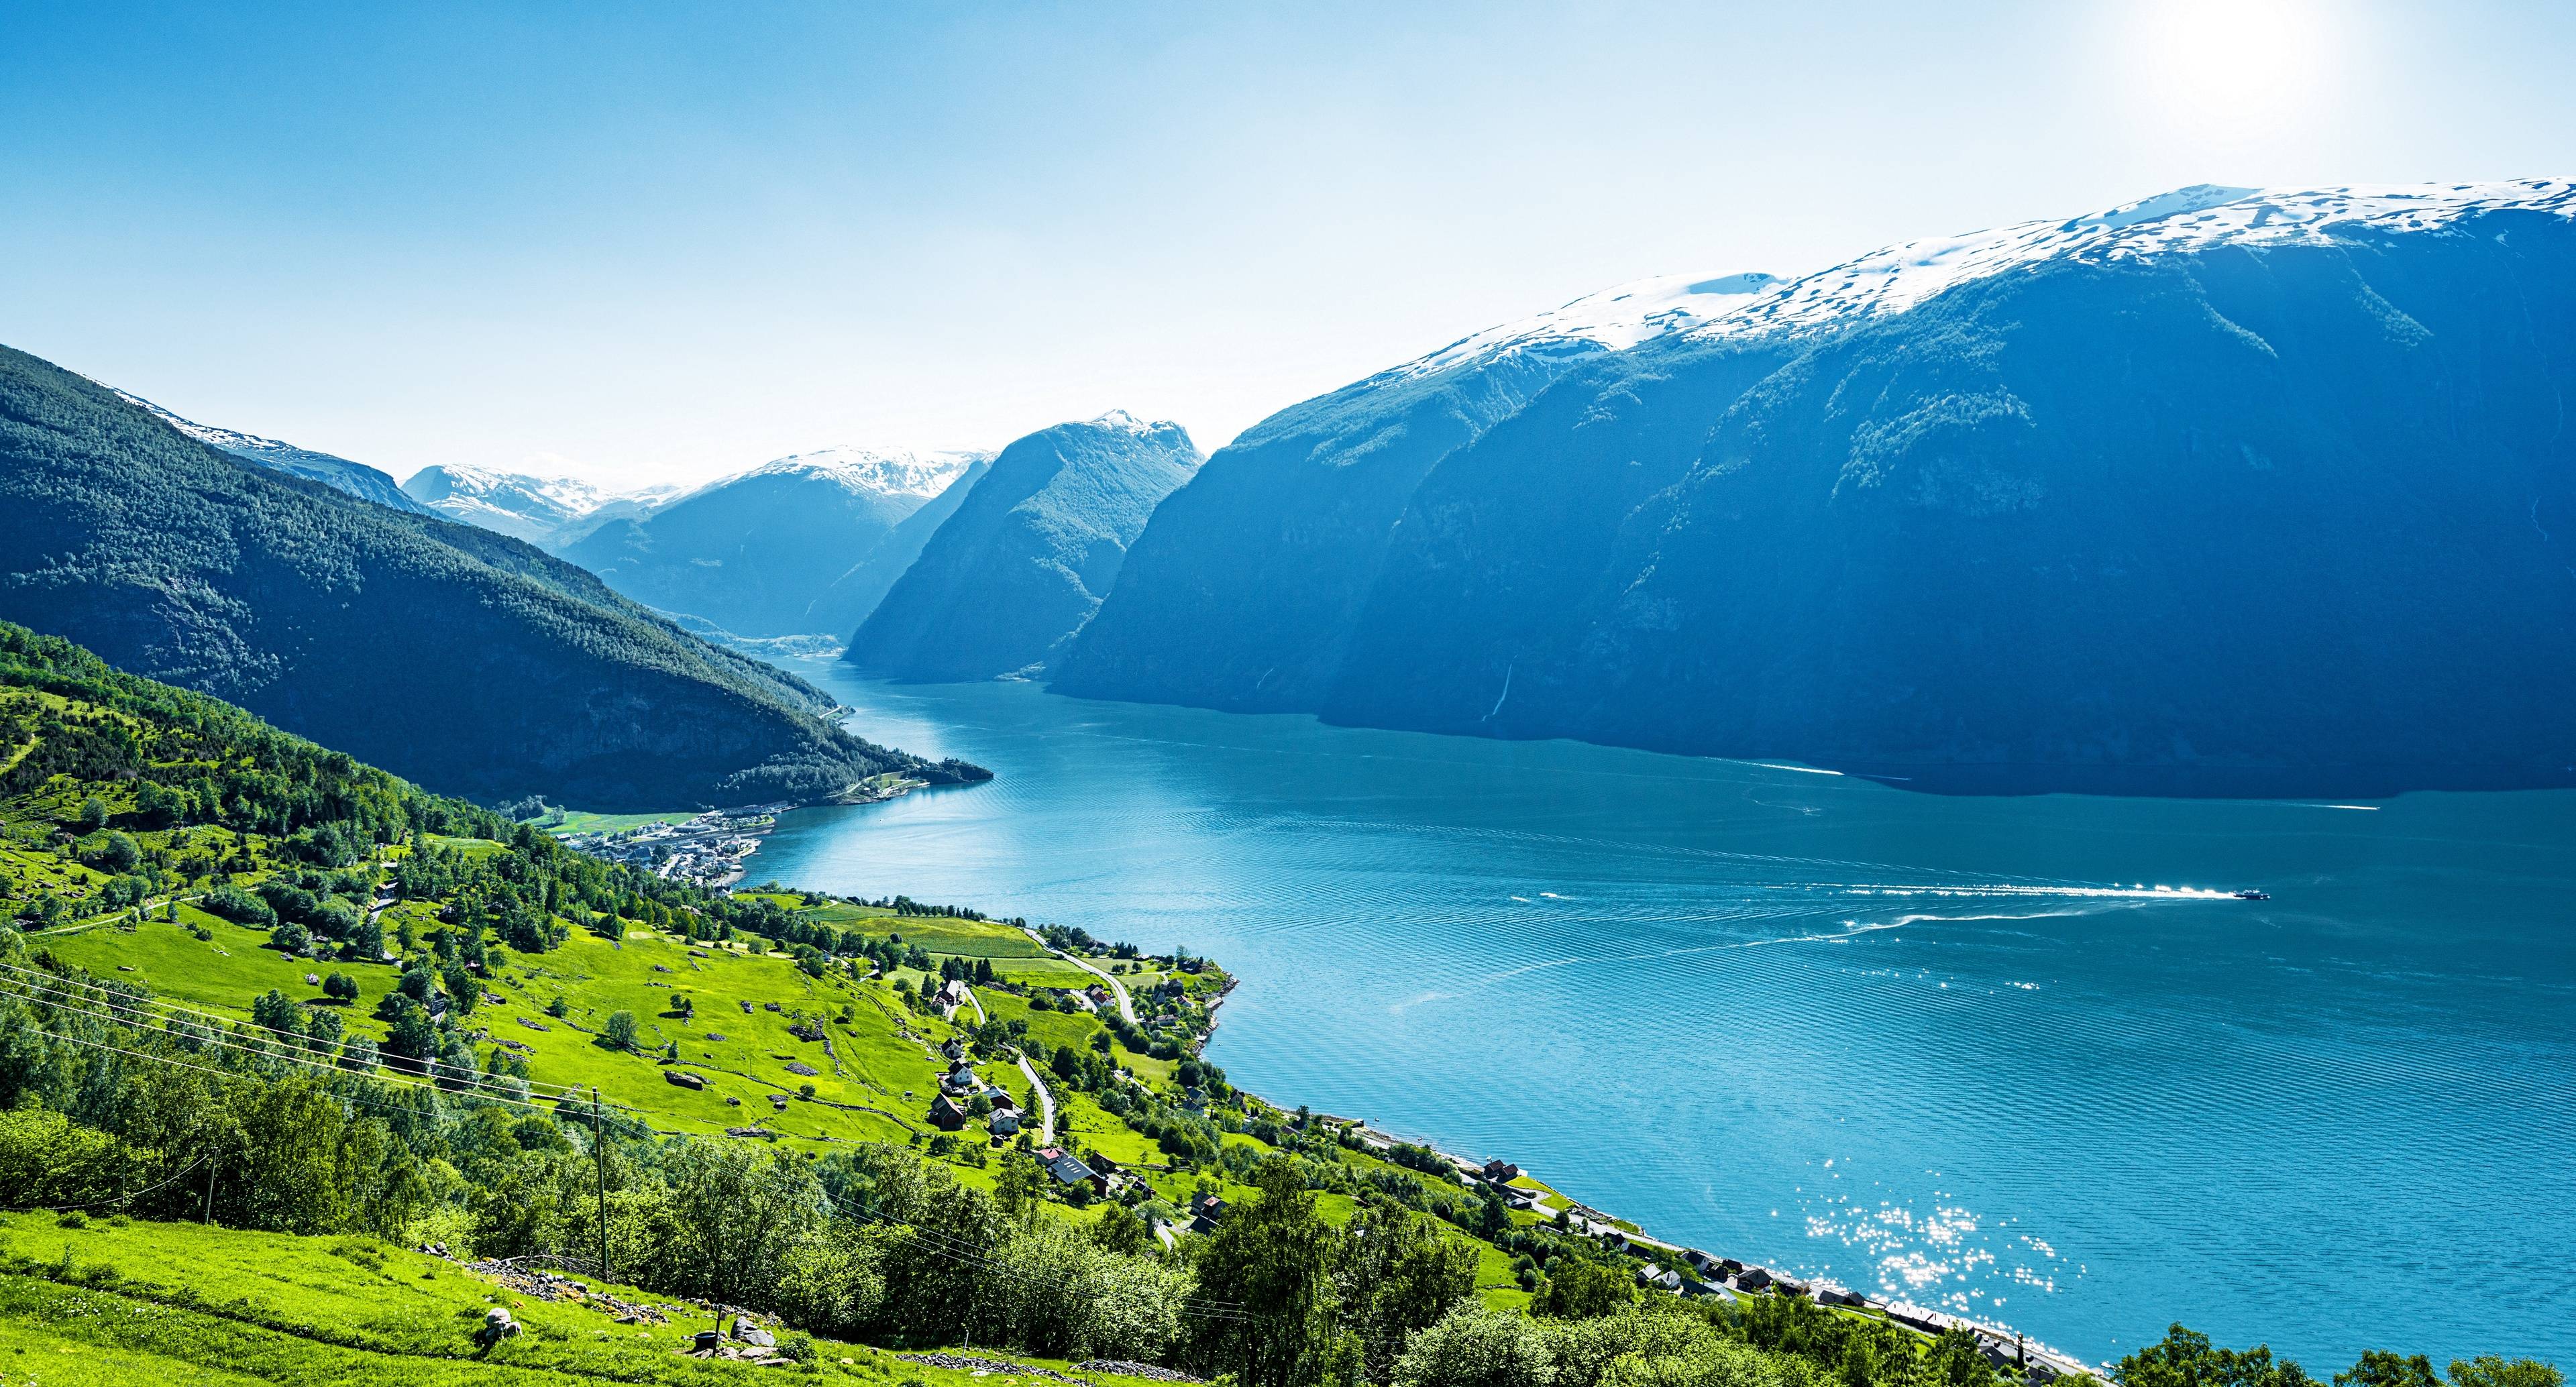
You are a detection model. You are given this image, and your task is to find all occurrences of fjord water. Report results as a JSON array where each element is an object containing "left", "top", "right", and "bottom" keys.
[{"left": 758, "top": 662, "right": 2576, "bottom": 1368}]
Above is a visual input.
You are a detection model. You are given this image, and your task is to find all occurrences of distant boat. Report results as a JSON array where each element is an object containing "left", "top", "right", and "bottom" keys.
[{"left": 2233, "top": 889, "right": 2271, "bottom": 901}]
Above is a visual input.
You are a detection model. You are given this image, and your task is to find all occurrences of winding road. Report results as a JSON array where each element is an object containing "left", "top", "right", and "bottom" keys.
[
  {"left": 962, "top": 983, "right": 1057, "bottom": 1145},
  {"left": 1021, "top": 928, "right": 1139, "bottom": 1025}
]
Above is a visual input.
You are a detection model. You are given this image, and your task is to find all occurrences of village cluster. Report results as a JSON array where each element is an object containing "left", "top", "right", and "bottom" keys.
[{"left": 559, "top": 806, "right": 790, "bottom": 889}]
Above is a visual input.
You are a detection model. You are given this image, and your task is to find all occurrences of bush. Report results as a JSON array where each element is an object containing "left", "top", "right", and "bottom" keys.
[{"left": 200, "top": 885, "right": 276, "bottom": 928}]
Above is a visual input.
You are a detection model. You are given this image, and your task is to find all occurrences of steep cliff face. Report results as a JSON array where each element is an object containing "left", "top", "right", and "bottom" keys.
[
  {"left": 0, "top": 346, "right": 982, "bottom": 808},
  {"left": 1065, "top": 182, "right": 2576, "bottom": 794},
  {"left": 849, "top": 413, "right": 1200, "bottom": 681}
]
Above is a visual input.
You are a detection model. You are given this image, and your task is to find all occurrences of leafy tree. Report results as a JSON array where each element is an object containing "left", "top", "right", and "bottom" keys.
[
  {"left": 604, "top": 1009, "right": 640, "bottom": 1050},
  {"left": 2339, "top": 1353, "right": 2440, "bottom": 1387},
  {"left": 2118, "top": 1326, "right": 2319, "bottom": 1387},
  {"left": 1341, "top": 1204, "right": 1479, "bottom": 1382},
  {"left": 2446, "top": 1360, "right": 2563, "bottom": 1387},
  {"left": 321, "top": 972, "right": 359, "bottom": 1003},
  {"left": 1533, "top": 1256, "right": 1633, "bottom": 1320},
  {"left": 1394, "top": 1306, "right": 1552, "bottom": 1387},
  {"left": 250, "top": 988, "right": 301, "bottom": 1036},
  {"left": 1188, "top": 1156, "right": 1340, "bottom": 1387},
  {"left": 303, "top": 1007, "right": 345, "bottom": 1057},
  {"left": 74, "top": 796, "right": 107, "bottom": 832}
]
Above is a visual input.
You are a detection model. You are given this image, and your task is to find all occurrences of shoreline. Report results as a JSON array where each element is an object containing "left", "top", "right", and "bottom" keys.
[{"left": 1187, "top": 966, "right": 2099, "bottom": 1378}]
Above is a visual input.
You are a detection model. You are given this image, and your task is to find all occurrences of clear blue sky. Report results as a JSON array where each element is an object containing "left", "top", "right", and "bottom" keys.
[{"left": 5, "top": 1, "right": 2570, "bottom": 488}]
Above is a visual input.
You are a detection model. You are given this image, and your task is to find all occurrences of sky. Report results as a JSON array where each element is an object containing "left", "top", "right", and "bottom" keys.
[{"left": 4, "top": 0, "right": 2573, "bottom": 491}]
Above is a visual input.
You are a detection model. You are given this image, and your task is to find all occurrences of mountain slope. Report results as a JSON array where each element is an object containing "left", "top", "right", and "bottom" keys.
[
  {"left": 1055, "top": 274, "right": 1784, "bottom": 712},
  {"left": 0, "top": 345, "right": 985, "bottom": 808},
  {"left": 1066, "top": 181, "right": 2576, "bottom": 795},
  {"left": 804, "top": 453, "right": 992, "bottom": 638},
  {"left": 851, "top": 413, "right": 1199, "bottom": 681},
  {"left": 110, "top": 388, "right": 435, "bottom": 516},
  {"left": 559, "top": 447, "right": 983, "bottom": 637}
]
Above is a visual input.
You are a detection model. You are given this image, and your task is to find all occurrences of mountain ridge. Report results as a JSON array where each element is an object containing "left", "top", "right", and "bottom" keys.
[
  {"left": 0, "top": 345, "right": 985, "bottom": 808},
  {"left": 1061, "top": 179, "right": 2576, "bottom": 795}
]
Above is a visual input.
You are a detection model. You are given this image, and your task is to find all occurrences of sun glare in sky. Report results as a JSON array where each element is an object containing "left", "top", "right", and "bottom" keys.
[{"left": 2119, "top": 0, "right": 2347, "bottom": 144}]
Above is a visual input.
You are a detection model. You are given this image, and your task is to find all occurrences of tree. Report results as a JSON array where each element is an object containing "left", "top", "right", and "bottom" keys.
[
  {"left": 2446, "top": 1361, "right": 2563, "bottom": 1387},
  {"left": 1091, "top": 1203, "right": 1154, "bottom": 1258},
  {"left": 74, "top": 796, "right": 107, "bottom": 832},
  {"left": 1188, "top": 1156, "right": 1340, "bottom": 1387},
  {"left": 603, "top": 1009, "right": 640, "bottom": 1050},
  {"left": 1341, "top": 1205, "right": 1479, "bottom": 1382},
  {"left": 250, "top": 988, "right": 301, "bottom": 1036},
  {"left": 2118, "top": 1327, "right": 2319, "bottom": 1387},
  {"left": 321, "top": 972, "right": 360, "bottom": 1004},
  {"left": 303, "top": 1007, "right": 345, "bottom": 1057},
  {"left": 1394, "top": 1306, "right": 1552, "bottom": 1387},
  {"left": 2340, "top": 1354, "right": 2440, "bottom": 1387},
  {"left": 1533, "top": 1256, "right": 1633, "bottom": 1320}
]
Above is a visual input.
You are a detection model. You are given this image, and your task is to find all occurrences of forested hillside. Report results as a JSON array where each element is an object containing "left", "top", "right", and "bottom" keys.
[{"left": 0, "top": 348, "right": 983, "bottom": 808}]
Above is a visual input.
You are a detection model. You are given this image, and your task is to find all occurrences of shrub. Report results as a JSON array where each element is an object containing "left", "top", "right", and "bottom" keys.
[{"left": 200, "top": 885, "right": 276, "bottom": 928}]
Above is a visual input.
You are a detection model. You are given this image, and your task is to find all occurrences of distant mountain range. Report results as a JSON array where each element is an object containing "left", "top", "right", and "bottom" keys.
[
  {"left": 0, "top": 346, "right": 985, "bottom": 809},
  {"left": 559, "top": 447, "right": 988, "bottom": 639},
  {"left": 1060, "top": 181, "right": 2576, "bottom": 795},
  {"left": 400, "top": 464, "right": 678, "bottom": 547},
  {"left": 849, "top": 412, "right": 1199, "bottom": 681}
]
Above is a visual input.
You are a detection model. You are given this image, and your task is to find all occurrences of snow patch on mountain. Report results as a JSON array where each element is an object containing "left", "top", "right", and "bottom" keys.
[
  {"left": 714, "top": 447, "right": 983, "bottom": 502},
  {"left": 1399, "top": 270, "right": 1787, "bottom": 379},
  {"left": 1699, "top": 179, "right": 2576, "bottom": 341},
  {"left": 1399, "top": 180, "right": 2576, "bottom": 382}
]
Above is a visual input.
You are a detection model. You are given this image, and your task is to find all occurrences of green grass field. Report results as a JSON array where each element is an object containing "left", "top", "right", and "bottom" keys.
[
  {"left": 540, "top": 810, "right": 699, "bottom": 836},
  {"left": 0, "top": 1214, "right": 1186, "bottom": 1386},
  {"left": 36, "top": 912, "right": 961, "bottom": 1151}
]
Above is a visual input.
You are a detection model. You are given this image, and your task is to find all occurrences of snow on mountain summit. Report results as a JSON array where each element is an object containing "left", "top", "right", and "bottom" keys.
[
  {"left": 1399, "top": 270, "right": 1786, "bottom": 378},
  {"left": 722, "top": 446, "right": 982, "bottom": 501},
  {"left": 1402, "top": 180, "right": 2576, "bottom": 380},
  {"left": 1697, "top": 179, "right": 2576, "bottom": 341}
]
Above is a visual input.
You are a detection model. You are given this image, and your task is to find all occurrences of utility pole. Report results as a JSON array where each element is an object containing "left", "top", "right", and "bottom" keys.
[
  {"left": 591, "top": 1087, "right": 609, "bottom": 1282},
  {"left": 201, "top": 1159, "right": 217, "bottom": 1225}
]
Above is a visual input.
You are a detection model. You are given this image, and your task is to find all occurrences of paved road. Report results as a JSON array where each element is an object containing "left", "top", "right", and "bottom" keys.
[
  {"left": 1022, "top": 928, "right": 1139, "bottom": 1024},
  {"left": 1015, "top": 1054, "right": 1058, "bottom": 1145}
]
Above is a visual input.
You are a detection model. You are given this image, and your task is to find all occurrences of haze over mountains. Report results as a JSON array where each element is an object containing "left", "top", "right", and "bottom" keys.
[
  {"left": 0, "top": 347, "right": 983, "bottom": 809},
  {"left": 850, "top": 412, "right": 1199, "bottom": 681},
  {"left": 1061, "top": 181, "right": 2576, "bottom": 795},
  {"left": 560, "top": 447, "right": 988, "bottom": 639},
  {"left": 31, "top": 180, "right": 2576, "bottom": 799}
]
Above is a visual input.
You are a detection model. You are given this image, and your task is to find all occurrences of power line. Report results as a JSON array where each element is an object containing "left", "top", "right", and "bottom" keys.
[{"left": 0, "top": 956, "right": 597, "bottom": 1105}]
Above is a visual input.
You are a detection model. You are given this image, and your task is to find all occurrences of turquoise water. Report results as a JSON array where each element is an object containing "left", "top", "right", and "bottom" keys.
[{"left": 757, "top": 663, "right": 2576, "bottom": 1369}]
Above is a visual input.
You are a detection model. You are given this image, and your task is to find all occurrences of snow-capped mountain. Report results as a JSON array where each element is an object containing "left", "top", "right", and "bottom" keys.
[
  {"left": 711, "top": 446, "right": 981, "bottom": 503},
  {"left": 1689, "top": 180, "right": 2576, "bottom": 340},
  {"left": 1397, "top": 271, "right": 1785, "bottom": 379},
  {"left": 108, "top": 388, "right": 433, "bottom": 516},
  {"left": 1063, "top": 180, "right": 2576, "bottom": 796},
  {"left": 400, "top": 464, "right": 633, "bottom": 545},
  {"left": 1397, "top": 181, "right": 2576, "bottom": 383},
  {"left": 557, "top": 445, "right": 994, "bottom": 639}
]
